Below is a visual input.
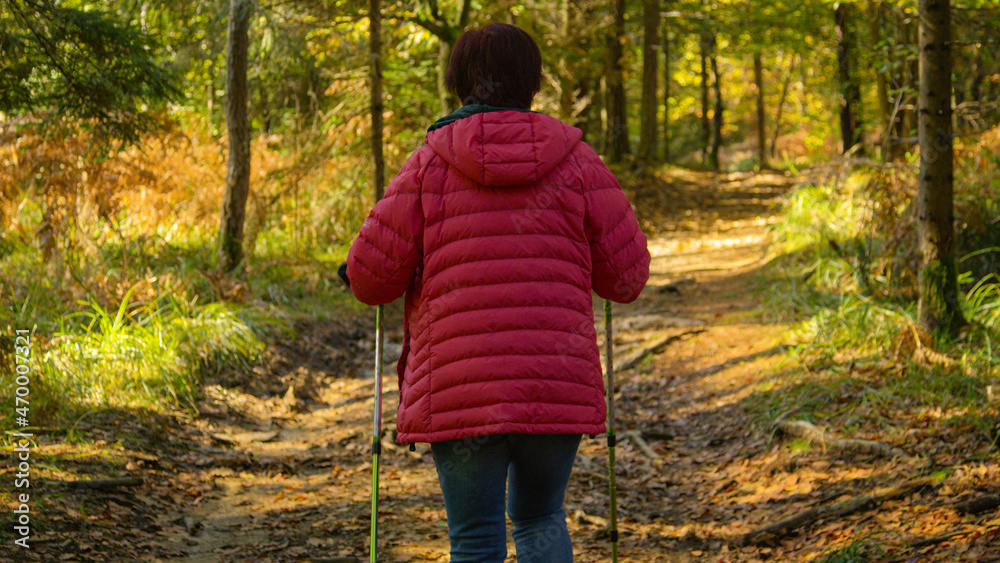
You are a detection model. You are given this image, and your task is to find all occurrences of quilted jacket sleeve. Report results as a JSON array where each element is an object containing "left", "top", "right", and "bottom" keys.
[
  {"left": 581, "top": 147, "right": 650, "bottom": 303},
  {"left": 346, "top": 150, "right": 425, "bottom": 305}
]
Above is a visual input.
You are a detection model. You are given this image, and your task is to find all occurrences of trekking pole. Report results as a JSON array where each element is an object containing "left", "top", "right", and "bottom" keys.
[
  {"left": 604, "top": 300, "right": 619, "bottom": 563},
  {"left": 369, "top": 304, "right": 384, "bottom": 563}
]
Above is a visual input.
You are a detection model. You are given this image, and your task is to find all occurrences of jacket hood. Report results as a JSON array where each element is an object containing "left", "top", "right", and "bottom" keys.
[{"left": 425, "top": 107, "right": 584, "bottom": 187}]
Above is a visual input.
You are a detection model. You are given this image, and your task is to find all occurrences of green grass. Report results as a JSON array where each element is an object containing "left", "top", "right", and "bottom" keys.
[
  {"left": 0, "top": 198, "right": 361, "bottom": 428},
  {"left": 0, "top": 283, "right": 266, "bottom": 426},
  {"left": 745, "top": 165, "right": 1000, "bottom": 445},
  {"left": 816, "top": 534, "right": 885, "bottom": 563},
  {"left": 963, "top": 271, "right": 1000, "bottom": 332}
]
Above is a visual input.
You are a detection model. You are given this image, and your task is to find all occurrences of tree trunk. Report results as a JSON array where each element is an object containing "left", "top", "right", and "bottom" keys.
[
  {"left": 700, "top": 34, "right": 710, "bottom": 166},
  {"left": 905, "top": 15, "right": 920, "bottom": 137},
  {"left": 638, "top": 0, "right": 659, "bottom": 161},
  {"left": 575, "top": 77, "right": 596, "bottom": 143},
  {"left": 218, "top": 0, "right": 252, "bottom": 273},
  {"left": 917, "top": 0, "right": 965, "bottom": 336},
  {"left": 753, "top": 52, "right": 768, "bottom": 169},
  {"left": 893, "top": 9, "right": 918, "bottom": 154},
  {"left": 604, "top": 0, "right": 629, "bottom": 162},
  {"left": 557, "top": 0, "right": 575, "bottom": 123},
  {"left": 836, "top": 3, "right": 862, "bottom": 154},
  {"left": 771, "top": 54, "right": 796, "bottom": 160},
  {"left": 663, "top": 20, "right": 671, "bottom": 163},
  {"left": 438, "top": 40, "right": 456, "bottom": 114},
  {"left": 968, "top": 44, "right": 985, "bottom": 115},
  {"left": 709, "top": 42, "right": 723, "bottom": 172},
  {"left": 868, "top": 1, "right": 892, "bottom": 155},
  {"left": 370, "top": 0, "right": 385, "bottom": 201},
  {"left": 412, "top": 0, "right": 471, "bottom": 116},
  {"left": 207, "top": 57, "right": 216, "bottom": 121},
  {"left": 889, "top": 10, "right": 905, "bottom": 158}
]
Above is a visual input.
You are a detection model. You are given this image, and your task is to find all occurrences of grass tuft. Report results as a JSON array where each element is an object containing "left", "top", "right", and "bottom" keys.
[{"left": 816, "top": 534, "right": 885, "bottom": 563}]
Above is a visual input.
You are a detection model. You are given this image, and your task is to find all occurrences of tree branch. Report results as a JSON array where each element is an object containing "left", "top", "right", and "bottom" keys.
[
  {"left": 457, "top": 0, "right": 473, "bottom": 31},
  {"left": 406, "top": 14, "right": 451, "bottom": 40}
]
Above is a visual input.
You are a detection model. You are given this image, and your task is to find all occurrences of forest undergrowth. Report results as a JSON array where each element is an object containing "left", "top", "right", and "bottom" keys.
[{"left": 747, "top": 125, "right": 1000, "bottom": 452}]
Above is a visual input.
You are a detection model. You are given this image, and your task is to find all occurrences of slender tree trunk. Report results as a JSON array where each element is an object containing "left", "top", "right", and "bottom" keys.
[
  {"left": 416, "top": 0, "right": 471, "bottom": 115},
  {"left": 599, "top": 75, "right": 608, "bottom": 153},
  {"left": 753, "top": 52, "right": 768, "bottom": 169},
  {"left": 700, "top": 34, "right": 710, "bottom": 166},
  {"left": 892, "top": 9, "right": 918, "bottom": 153},
  {"left": 370, "top": 0, "right": 384, "bottom": 201},
  {"left": 663, "top": 21, "right": 671, "bottom": 162},
  {"left": 917, "top": 0, "right": 965, "bottom": 336},
  {"left": 604, "top": 0, "right": 629, "bottom": 162},
  {"left": 218, "top": 0, "right": 252, "bottom": 272},
  {"left": 771, "top": 53, "right": 796, "bottom": 160},
  {"left": 575, "top": 77, "right": 596, "bottom": 143},
  {"left": 905, "top": 15, "right": 919, "bottom": 136},
  {"left": 556, "top": 0, "right": 597, "bottom": 136},
  {"left": 836, "top": 3, "right": 862, "bottom": 154},
  {"left": 639, "top": 0, "right": 659, "bottom": 160},
  {"left": 868, "top": 1, "right": 892, "bottom": 155},
  {"left": 968, "top": 44, "right": 985, "bottom": 109},
  {"left": 557, "top": 0, "right": 575, "bottom": 123},
  {"left": 888, "top": 9, "right": 907, "bottom": 159},
  {"left": 438, "top": 41, "right": 457, "bottom": 114},
  {"left": 990, "top": 62, "right": 1000, "bottom": 101},
  {"left": 207, "top": 57, "right": 216, "bottom": 120},
  {"left": 709, "top": 42, "right": 723, "bottom": 171}
]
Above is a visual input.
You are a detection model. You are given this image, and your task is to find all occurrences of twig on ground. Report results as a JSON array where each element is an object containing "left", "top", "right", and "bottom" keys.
[
  {"left": 66, "top": 477, "right": 144, "bottom": 489},
  {"left": 617, "top": 329, "right": 706, "bottom": 371},
  {"left": 621, "top": 429, "right": 661, "bottom": 460},
  {"left": 909, "top": 529, "right": 974, "bottom": 549},
  {"left": 573, "top": 508, "right": 609, "bottom": 527},
  {"left": 740, "top": 476, "right": 936, "bottom": 545}
]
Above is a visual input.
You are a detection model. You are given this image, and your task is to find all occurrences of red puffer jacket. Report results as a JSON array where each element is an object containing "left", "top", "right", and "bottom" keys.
[{"left": 347, "top": 107, "right": 649, "bottom": 444}]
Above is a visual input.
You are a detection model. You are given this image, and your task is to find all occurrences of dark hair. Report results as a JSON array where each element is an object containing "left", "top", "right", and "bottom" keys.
[{"left": 445, "top": 23, "right": 542, "bottom": 110}]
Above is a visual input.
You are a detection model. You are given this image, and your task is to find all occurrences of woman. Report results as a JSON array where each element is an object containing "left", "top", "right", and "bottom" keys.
[{"left": 347, "top": 23, "right": 649, "bottom": 563}]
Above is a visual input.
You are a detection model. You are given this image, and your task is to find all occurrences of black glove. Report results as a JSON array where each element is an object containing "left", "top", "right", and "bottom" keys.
[{"left": 337, "top": 263, "right": 350, "bottom": 288}]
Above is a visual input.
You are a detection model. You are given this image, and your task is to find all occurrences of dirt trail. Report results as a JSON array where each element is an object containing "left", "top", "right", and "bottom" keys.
[
  {"left": 20, "top": 169, "right": 996, "bottom": 562},
  {"left": 4, "top": 170, "right": 800, "bottom": 563},
  {"left": 587, "top": 170, "right": 797, "bottom": 562},
  {"left": 150, "top": 169, "right": 799, "bottom": 563}
]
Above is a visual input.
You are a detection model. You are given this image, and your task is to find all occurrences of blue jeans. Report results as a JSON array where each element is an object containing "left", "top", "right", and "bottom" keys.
[{"left": 431, "top": 433, "right": 582, "bottom": 563}]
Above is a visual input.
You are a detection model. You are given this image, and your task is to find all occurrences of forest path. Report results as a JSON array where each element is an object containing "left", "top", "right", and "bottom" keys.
[
  {"left": 24, "top": 169, "right": 975, "bottom": 563},
  {"left": 147, "top": 168, "right": 999, "bottom": 563},
  {"left": 593, "top": 169, "right": 798, "bottom": 562},
  {"left": 152, "top": 169, "right": 802, "bottom": 563}
]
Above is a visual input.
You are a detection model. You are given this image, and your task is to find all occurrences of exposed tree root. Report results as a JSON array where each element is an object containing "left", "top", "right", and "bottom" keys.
[
  {"left": 617, "top": 329, "right": 706, "bottom": 371},
  {"left": 775, "top": 419, "right": 910, "bottom": 459},
  {"left": 954, "top": 493, "right": 1000, "bottom": 515},
  {"left": 740, "top": 476, "right": 937, "bottom": 546}
]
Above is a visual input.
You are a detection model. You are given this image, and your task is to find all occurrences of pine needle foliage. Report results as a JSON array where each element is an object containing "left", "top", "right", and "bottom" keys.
[{"left": 0, "top": 0, "right": 178, "bottom": 145}]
